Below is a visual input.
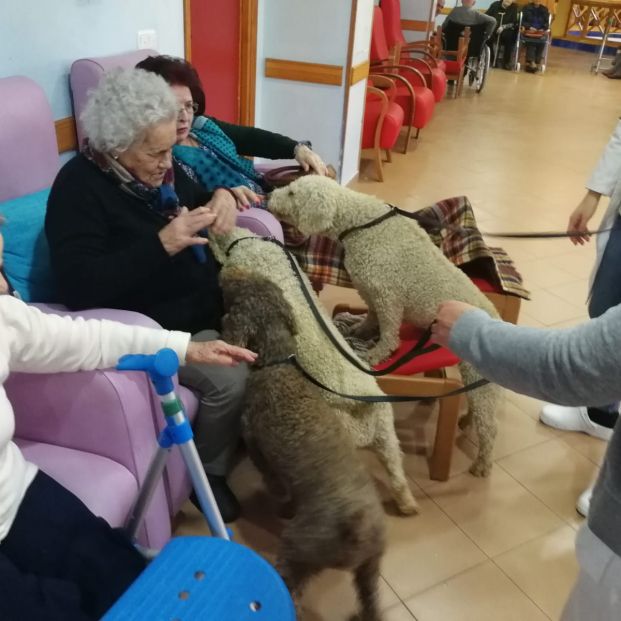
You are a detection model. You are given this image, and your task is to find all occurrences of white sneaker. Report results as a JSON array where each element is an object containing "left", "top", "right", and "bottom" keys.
[
  {"left": 576, "top": 485, "right": 593, "bottom": 518},
  {"left": 539, "top": 404, "right": 613, "bottom": 441}
]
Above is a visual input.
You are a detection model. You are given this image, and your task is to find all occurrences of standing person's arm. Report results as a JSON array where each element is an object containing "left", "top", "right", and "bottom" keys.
[
  {"left": 431, "top": 301, "right": 621, "bottom": 406},
  {"left": 568, "top": 120, "right": 621, "bottom": 244}
]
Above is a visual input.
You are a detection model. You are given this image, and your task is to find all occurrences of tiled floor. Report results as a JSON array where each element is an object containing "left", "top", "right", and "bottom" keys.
[{"left": 175, "top": 47, "right": 618, "bottom": 619}]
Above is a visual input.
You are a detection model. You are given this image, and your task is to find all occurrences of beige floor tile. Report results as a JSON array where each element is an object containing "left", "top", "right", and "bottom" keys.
[
  {"left": 426, "top": 466, "right": 564, "bottom": 557},
  {"left": 521, "top": 289, "right": 586, "bottom": 326},
  {"left": 517, "top": 311, "right": 546, "bottom": 328},
  {"left": 547, "top": 316, "right": 589, "bottom": 329},
  {"left": 382, "top": 602, "right": 419, "bottom": 620},
  {"left": 404, "top": 561, "right": 549, "bottom": 621},
  {"left": 392, "top": 401, "right": 480, "bottom": 489},
  {"left": 546, "top": 251, "right": 598, "bottom": 280},
  {"left": 561, "top": 431, "right": 608, "bottom": 466},
  {"left": 546, "top": 279, "right": 590, "bottom": 307},
  {"left": 497, "top": 440, "right": 598, "bottom": 528},
  {"left": 380, "top": 494, "right": 487, "bottom": 600},
  {"left": 300, "top": 573, "right": 400, "bottom": 621},
  {"left": 517, "top": 259, "right": 578, "bottom": 289},
  {"left": 494, "top": 527, "right": 579, "bottom": 620},
  {"left": 504, "top": 391, "right": 553, "bottom": 424},
  {"left": 462, "top": 399, "right": 558, "bottom": 461}
]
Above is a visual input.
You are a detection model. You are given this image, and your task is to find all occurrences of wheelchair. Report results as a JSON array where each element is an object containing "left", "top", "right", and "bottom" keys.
[{"left": 443, "top": 21, "right": 492, "bottom": 94}]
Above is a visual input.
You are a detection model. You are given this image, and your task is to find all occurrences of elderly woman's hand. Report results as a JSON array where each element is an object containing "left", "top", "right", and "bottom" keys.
[
  {"left": 229, "top": 186, "right": 263, "bottom": 210},
  {"left": 430, "top": 301, "right": 477, "bottom": 348},
  {"left": 206, "top": 188, "right": 238, "bottom": 234},
  {"left": 158, "top": 207, "right": 217, "bottom": 256},
  {"left": 294, "top": 144, "right": 329, "bottom": 176},
  {"left": 186, "top": 340, "right": 257, "bottom": 367}
]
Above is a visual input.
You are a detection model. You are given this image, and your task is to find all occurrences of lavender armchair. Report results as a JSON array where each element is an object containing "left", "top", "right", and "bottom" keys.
[{"left": 0, "top": 75, "right": 281, "bottom": 549}]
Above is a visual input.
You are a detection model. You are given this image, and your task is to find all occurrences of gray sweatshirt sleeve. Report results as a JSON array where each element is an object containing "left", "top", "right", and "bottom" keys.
[{"left": 448, "top": 306, "right": 621, "bottom": 406}]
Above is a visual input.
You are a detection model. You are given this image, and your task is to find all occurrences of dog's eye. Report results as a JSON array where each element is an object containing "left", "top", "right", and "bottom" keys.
[{"left": 288, "top": 190, "right": 294, "bottom": 197}]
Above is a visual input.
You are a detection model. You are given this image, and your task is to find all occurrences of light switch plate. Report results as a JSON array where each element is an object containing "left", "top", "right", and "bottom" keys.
[{"left": 137, "top": 29, "right": 157, "bottom": 50}]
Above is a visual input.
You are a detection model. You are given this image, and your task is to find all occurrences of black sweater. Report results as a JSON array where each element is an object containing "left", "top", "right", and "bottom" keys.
[
  {"left": 486, "top": 1, "right": 519, "bottom": 28},
  {"left": 211, "top": 118, "right": 300, "bottom": 160},
  {"left": 45, "top": 155, "right": 223, "bottom": 334}
]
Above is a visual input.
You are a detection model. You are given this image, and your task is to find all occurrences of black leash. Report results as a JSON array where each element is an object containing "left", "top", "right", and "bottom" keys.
[
  {"left": 336, "top": 204, "right": 616, "bottom": 241},
  {"left": 272, "top": 355, "right": 489, "bottom": 402},
  {"left": 226, "top": 236, "right": 441, "bottom": 376}
]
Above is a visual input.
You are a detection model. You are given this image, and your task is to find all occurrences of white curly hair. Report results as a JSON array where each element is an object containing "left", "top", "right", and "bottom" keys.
[{"left": 81, "top": 67, "right": 177, "bottom": 154}]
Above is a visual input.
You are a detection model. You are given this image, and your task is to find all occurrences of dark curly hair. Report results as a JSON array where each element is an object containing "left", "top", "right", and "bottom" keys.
[{"left": 136, "top": 55, "right": 206, "bottom": 116}]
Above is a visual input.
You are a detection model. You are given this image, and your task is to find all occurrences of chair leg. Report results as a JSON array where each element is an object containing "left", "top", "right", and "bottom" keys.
[
  {"left": 385, "top": 149, "right": 392, "bottom": 163},
  {"left": 414, "top": 128, "right": 420, "bottom": 140},
  {"left": 402, "top": 125, "right": 413, "bottom": 154},
  {"left": 373, "top": 148, "right": 384, "bottom": 182},
  {"left": 429, "top": 393, "right": 462, "bottom": 481}
]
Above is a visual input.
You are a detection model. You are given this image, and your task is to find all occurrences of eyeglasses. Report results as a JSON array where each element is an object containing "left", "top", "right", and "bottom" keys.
[{"left": 177, "top": 102, "right": 199, "bottom": 117}]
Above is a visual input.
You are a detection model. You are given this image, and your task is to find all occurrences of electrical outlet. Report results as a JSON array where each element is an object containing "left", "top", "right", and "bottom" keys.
[{"left": 137, "top": 29, "right": 157, "bottom": 50}]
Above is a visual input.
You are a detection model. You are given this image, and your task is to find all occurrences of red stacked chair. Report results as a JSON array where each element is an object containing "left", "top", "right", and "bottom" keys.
[
  {"left": 370, "top": 6, "right": 436, "bottom": 150},
  {"left": 361, "top": 75, "right": 405, "bottom": 181},
  {"left": 380, "top": 0, "right": 447, "bottom": 102}
]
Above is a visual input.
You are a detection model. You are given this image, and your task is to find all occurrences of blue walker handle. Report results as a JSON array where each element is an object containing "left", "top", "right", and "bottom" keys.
[{"left": 117, "top": 348, "right": 179, "bottom": 395}]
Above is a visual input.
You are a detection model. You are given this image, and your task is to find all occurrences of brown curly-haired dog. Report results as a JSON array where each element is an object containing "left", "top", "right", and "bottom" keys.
[{"left": 221, "top": 270, "right": 386, "bottom": 621}]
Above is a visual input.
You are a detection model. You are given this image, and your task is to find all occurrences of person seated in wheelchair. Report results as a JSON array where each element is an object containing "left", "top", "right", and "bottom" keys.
[
  {"left": 521, "top": 0, "right": 551, "bottom": 73},
  {"left": 486, "top": 0, "right": 519, "bottom": 70},
  {"left": 445, "top": 0, "right": 496, "bottom": 44}
]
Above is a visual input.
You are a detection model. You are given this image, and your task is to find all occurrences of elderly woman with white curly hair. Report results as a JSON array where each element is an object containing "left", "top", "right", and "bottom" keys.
[{"left": 45, "top": 68, "right": 250, "bottom": 522}]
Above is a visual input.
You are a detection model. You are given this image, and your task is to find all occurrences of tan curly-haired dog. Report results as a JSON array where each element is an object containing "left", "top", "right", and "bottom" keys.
[
  {"left": 208, "top": 227, "right": 417, "bottom": 514},
  {"left": 269, "top": 175, "right": 502, "bottom": 477},
  {"left": 221, "top": 271, "right": 386, "bottom": 621}
]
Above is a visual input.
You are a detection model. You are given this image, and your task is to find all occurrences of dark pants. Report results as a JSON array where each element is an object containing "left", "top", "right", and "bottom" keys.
[
  {"left": 0, "top": 471, "right": 145, "bottom": 621},
  {"left": 495, "top": 29, "right": 517, "bottom": 66},
  {"left": 587, "top": 214, "right": 621, "bottom": 423},
  {"left": 523, "top": 35, "right": 547, "bottom": 64}
]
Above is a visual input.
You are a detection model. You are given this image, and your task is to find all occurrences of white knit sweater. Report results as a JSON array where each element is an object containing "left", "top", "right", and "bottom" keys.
[{"left": 0, "top": 295, "right": 190, "bottom": 542}]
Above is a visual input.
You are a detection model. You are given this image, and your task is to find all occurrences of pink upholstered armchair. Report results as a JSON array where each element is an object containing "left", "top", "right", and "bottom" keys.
[{"left": 0, "top": 74, "right": 281, "bottom": 549}]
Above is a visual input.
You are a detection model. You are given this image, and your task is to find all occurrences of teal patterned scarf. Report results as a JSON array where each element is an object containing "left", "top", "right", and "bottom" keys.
[{"left": 173, "top": 116, "right": 264, "bottom": 192}]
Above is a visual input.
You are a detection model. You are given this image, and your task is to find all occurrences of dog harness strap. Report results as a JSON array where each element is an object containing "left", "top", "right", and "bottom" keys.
[
  {"left": 338, "top": 205, "right": 400, "bottom": 242},
  {"left": 287, "top": 355, "right": 490, "bottom": 402}
]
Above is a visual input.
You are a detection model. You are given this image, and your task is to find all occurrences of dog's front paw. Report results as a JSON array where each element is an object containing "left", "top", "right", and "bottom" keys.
[
  {"left": 469, "top": 458, "right": 492, "bottom": 477},
  {"left": 395, "top": 488, "right": 419, "bottom": 516}
]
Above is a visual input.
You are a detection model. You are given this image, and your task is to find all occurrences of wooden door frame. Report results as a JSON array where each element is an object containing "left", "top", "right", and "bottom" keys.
[{"left": 183, "top": 0, "right": 258, "bottom": 126}]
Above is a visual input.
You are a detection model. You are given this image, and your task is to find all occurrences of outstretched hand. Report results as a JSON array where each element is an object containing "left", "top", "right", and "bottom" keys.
[{"left": 186, "top": 340, "right": 257, "bottom": 367}]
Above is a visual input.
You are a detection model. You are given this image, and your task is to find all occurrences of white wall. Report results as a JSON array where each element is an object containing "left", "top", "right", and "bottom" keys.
[
  {"left": 0, "top": 0, "right": 184, "bottom": 121},
  {"left": 341, "top": 0, "right": 375, "bottom": 184},
  {"left": 255, "top": 0, "right": 353, "bottom": 176}
]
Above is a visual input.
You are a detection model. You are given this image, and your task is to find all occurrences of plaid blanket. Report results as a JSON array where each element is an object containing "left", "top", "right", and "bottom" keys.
[{"left": 284, "top": 195, "right": 530, "bottom": 299}]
